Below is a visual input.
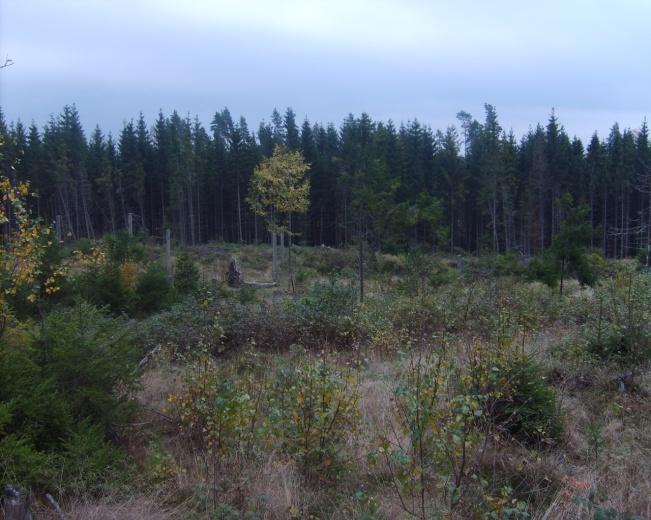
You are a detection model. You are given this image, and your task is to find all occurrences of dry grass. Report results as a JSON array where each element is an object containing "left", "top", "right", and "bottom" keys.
[{"left": 40, "top": 246, "right": 651, "bottom": 519}]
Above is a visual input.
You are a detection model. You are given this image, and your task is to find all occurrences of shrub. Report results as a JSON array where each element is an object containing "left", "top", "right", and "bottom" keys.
[
  {"left": 491, "top": 355, "right": 562, "bottom": 442},
  {"left": 468, "top": 343, "right": 562, "bottom": 444},
  {"left": 587, "top": 250, "right": 607, "bottom": 278},
  {"left": 295, "top": 265, "right": 318, "bottom": 285},
  {"left": 0, "top": 434, "right": 54, "bottom": 491},
  {"left": 370, "top": 350, "right": 489, "bottom": 518},
  {"left": 0, "top": 303, "right": 138, "bottom": 493},
  {"left": 288, "top": 276, "right": 358, "bottom": 347},
  {"left": 60, "top": 421, "right": 129, "bottom": 496},
  {"left": 174, "top": 251, "right": 200, "bottom": 295},
  {"left": 528, "top": 252, "right": 560, "bottom": 288},
  {"left": 585, "top": 271, "right": 651, "bottom": 369},
  {"left": 300, "top": 246, "right": 356, "bottom": 275},
  {"left": 169, "top": 356, "right": 260, "bottom": 459},
  {"left": 76, "top": 263, "right": 135, "bottom": 314},
  {"left": 636, "top": 246, "right": 650, "bottom": 269},
  {"left": 235, "top": 284, "right": 260, "bottom": 304},
  {"left": 493, "top": 252, "right": 525, "bottom": 276},
  {"left": 136, "top": 297, "right": 226, "bottom": 356},
  {"left": 41, "top": 302, "right": 140, "bottom": 430},
  {"left": 104, "top": 230, "right": 145, "bottom": 264},
  {"left": 268, "top": 358, "right": 359, "bottom": 478},
  {"left": 75, "top": 237, "right": 94, "bottom": 255},
  {"left": 368, "top": 252, "right": 405, "bottom": 276},
  {"left": 136, "top": 262, "right": 175, "bottom": 315}
]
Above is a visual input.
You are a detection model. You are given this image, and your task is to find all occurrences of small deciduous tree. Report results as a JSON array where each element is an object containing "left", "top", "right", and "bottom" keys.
[
  {"left": 0, "top": 168, "right": 65, "bottom": 334},
  {"left": 247, "top": 145, "right": 310, "bottom": 284}
]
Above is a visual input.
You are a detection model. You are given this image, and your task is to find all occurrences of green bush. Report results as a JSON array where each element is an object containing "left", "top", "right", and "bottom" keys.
[
  {"left": 174, "top": 251, "right": 200, "bottom": 295},
  {"left": 527, "top": 252, "right": 560, "bottom": 288},
  {"left": 235, "top": 284, "right": 260, "bottom": 304},
  {"left": 295, "top": 265, "right": 318, "bottom": 285},
  {"left": 289, "top": 276, "right": 358, "bottom": 347},
  {"left": 268, "top": 358, "right": 359, "bottom": 478},
  {"left": 493, "top": 252, "right": 525, "bottom": 276},
  {"left": 585, "top": 272, "right": 651, "bottom": 367},
  {"left": 636, "top": 246, "right": 650, "bottom": 268},
  {"left": 136, "top": 297, "right": 225, "bottom": 356},
  {"left": 40, "top": 302, "right": 140, "bottom": 429},
  {"left": 169, "top": 356, "right": 259, "bottom": 459},
  {"left": 0, "top": 434, "right": 54, "bottom": 491},
  {"left": 60, "top": 421, "right": 129, "bottom": 495},
  {"left": 0, "top": 303, "right": 138, "bottom": 493},
  {"left": 368, "top": 251, "right": 405, "bottom": 276},
  {"left": 136, "top": 263, "right": 175, "bottom": 315},
  {"left": 490, "top": 355, "right": 562, "bottom": 443},
  {"left": 300, "top": 247, "right": 356, "bottom": 275},
  {"left": 104, "top": 230, "right": 145, "bottom": 264},
  {"left": 77, "top": 263, "right": 135, "bottom": 314},
  {"left": 75, "top": 237, "right": 94, "bottom": 255}
]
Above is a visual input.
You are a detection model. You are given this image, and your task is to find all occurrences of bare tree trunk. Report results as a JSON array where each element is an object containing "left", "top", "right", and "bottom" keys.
[
  {"left": 237, "top": 181, "right": 243, "bottom": 243},
  {"left": 271, "top": 232, "right": 277, "bottom": 281},
  {"left": 188, "top": 183, "right": 195, "bottom": 245},
  {"left": 80, "top": 174, "right": 94, "bottom": 239},
  {"left": 58, "top": 186, "right": 75, "bottom": 240},
  {"left": 196, "top": 184, "right": 201, "bottom": 242},
  {"left": 603, "top": 188, "right": 608, "bottom": 256},
  {"left": 165, "top": 228, "right": 172, "bottom": 280},
  {"left": 450, "top": 195, "right": 454, "bottom": 253},
  {"left": 288, "top": 213, "right": 295, "bottom": 292},
  {"left": 358, "top": 217, "right": 365, "bottom": 303}
]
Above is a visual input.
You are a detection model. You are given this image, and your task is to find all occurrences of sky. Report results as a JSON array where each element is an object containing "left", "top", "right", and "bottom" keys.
[{"left": 0, "top": 0, "right": 649, "bottom": 142}]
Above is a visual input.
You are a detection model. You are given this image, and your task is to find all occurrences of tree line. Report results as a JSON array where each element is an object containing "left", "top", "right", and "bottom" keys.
[{"left": 0, "top": 104, "right": 649, "bottom": 257}]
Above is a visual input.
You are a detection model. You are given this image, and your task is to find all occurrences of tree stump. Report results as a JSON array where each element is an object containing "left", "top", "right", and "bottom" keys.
[
  {"left": 2, "top": 485, "right": 33, "bottom": 520},
  {"left": 227, "top": 258, "right": 242, "bottom": 287}
]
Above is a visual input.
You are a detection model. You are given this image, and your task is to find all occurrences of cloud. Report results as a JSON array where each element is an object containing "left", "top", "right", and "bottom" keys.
[{"left": 0, "top": 0, "right": 649, "bottom": 140}]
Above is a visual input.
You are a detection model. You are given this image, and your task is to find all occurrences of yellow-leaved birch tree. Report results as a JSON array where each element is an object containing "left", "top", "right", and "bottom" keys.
[{"left": 247, "top": 145, "right": 310, "bottom": 286}]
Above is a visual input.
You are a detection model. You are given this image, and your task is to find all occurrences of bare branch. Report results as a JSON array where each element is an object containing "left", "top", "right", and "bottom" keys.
[{"left": 0, "top": 55, "right": 14, "bottom": 69}]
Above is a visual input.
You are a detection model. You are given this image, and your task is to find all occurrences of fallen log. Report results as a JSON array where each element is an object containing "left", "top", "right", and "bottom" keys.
[{"left": 242, "top": 281, "right": 277, "bottom": 288}]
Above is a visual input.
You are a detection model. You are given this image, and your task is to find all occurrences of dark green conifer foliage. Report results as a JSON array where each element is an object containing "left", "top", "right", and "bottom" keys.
[{"left": 174, "top": 251, "right": 200, "bottom": 295}]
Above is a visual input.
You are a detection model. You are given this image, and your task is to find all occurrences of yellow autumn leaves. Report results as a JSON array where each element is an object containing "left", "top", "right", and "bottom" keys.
[{"left": 0, "top": 176, "right": 65, "bottom": 332}]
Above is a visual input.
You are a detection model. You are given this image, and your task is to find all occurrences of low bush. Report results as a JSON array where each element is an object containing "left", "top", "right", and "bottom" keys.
[
  {"left": 299, "top": 246, "right": 357, "bottom": 275},
  {"left": 493, "top": 252, "right": 525, "bottom": 277},
  {"left": 491, "top": 355, "right": 562, "bottom": 443},
  {"left": 104, "top": 230, "right": 145, "bottom": 264},
  {"left": 288, "top": 276, "right": 358, "bottom": 347},
  {"left": 371, "top": 350, "right": 490, "bottom": 518},
  {"left": 295, "top": 265, "right": 318, "bottom": 285},
  {"left": 467, "top": 342, "right": 562, "bottom": 444},
  {"left": 584, "top": 271, "right": 651, "bottom": 369},
  {"left": 136, "top": 262, "right": 175, "bottom": 315},
  {"left": 169, "top": 355, "right": 260, "bottom": 459},
  {"left": 174, "top": 251, "right": 200, "bottom": 295},
  {"left": 267, "top": 358, "right": 359, "bottom": 479},
  {"left": 0, "top": 303, "right": 139, "bottom": 494},
  {"left": 527, "top": 251, "right": 560, "bottom": 288}
]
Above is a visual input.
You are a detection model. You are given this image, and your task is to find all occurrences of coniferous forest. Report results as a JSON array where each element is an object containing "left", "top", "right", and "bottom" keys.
[{"left": 2, "top": 104, "right": 650, "bottom": 257}]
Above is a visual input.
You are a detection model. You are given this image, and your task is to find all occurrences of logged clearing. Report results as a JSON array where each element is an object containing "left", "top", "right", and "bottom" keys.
[{"left": 7, "top": 239, "right": 649, "bottom": 520}]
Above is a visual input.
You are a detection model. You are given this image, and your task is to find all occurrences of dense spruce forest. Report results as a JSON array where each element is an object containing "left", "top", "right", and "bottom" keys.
[{"left": 1, "top": 104, "right": 649, "bottom": 256}]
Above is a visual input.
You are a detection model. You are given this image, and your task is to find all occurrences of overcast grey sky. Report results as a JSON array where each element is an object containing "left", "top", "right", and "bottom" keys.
[{"left": 0, "top": 0, "right": 649, "bottom": 141}]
